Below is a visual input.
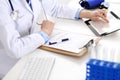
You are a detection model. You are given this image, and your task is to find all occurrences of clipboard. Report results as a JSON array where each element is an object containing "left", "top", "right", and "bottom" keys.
[
  {"left": 39, "top": 29, "right": 100, "bottom": 57},
  {"left": 84, "top": 11, "right": 120, "bottom": 36}
]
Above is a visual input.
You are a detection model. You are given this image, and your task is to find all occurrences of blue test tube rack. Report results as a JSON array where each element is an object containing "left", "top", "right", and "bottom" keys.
[{"left": 86, "top": 59, "right": 120, "bottom": 80}]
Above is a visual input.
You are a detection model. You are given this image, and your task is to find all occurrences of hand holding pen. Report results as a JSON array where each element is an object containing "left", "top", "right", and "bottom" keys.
[
  {"left": 38, "top": 0, "right": 55, "bottom": 36},
  {"left": 41, "top": 20, "right": 55, "bottom": 36}
]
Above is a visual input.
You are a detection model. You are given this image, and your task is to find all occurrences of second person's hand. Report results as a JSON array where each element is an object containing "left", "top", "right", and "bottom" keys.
[
  {"left": 80, "top": 9, "right": 109, "bottom": 23},
  {"left": 90, "top": 9, "right": 109, "bottom": 23}
]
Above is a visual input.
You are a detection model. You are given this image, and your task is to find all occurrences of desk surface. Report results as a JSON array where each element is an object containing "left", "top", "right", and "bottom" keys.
[
  {"left": 3, "top": 17, "right": 92, "bottom": 80},
  {"left": 3, "top": 49, "right": 90, "bottom": 80},
  {"left": 3, "top": 1, "right": 120, "bottom": 80}
]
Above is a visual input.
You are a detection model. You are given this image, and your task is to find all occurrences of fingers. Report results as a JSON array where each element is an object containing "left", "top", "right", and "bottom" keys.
[
  {"left": 99, "top": 9, "right": 107, "bottom": 17},
  {"left": 96, "top": 9, "right": 109, "bottom": 23}
]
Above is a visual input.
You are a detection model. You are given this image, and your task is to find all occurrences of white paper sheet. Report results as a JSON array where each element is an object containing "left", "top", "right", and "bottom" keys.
[{"left": 89, "top": 12, "right": 120, "bottom": 35}]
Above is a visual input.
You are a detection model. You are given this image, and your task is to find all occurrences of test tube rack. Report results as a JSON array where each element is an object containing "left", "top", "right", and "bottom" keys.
[{"left": 86, "top": 59, "right": 120, "bottom": 80}]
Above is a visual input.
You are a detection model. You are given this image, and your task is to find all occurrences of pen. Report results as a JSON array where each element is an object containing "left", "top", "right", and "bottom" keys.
[
  {"left": 49, "top": 38, "right": 69, "bottom": 45},
  {"left": 36, "top": 23, "right": 42, "bottom": 25},
  {"left": 37, "top": 1, "right": 48, "bottom": 25},
  {"left": 61, "top": 38, "right": 69, "bottom": 42},
  {"left": 40, "top": 1, "right": 48, "bottom": 20},
  {"left": 110, "top": 11, "right": 120, "bottom": 19}
]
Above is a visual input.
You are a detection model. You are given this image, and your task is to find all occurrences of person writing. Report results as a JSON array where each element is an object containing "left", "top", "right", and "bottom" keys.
[{"left": 0, "top": 0, "right": 108, "bottom": 79}]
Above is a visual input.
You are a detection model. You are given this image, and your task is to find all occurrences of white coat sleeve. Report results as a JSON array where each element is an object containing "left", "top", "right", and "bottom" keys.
[
  {"left": 0, "top": 1, "right": 45, "bottom": 59},
  {"left": 42, "top": 0, "right": 81, "bottom": 19}
]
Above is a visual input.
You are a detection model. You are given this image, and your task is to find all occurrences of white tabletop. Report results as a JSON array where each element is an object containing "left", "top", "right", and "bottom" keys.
[
  {"left": 3, "top": 1, "right": 120, "bottom": 80},
  {"left": 3, "top": 17, "right": 93, "bottom": 80}
]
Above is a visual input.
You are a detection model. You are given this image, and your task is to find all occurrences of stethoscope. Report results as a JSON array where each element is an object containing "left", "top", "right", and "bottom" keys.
[
  {"left": 8, "top": 0, "right": 19, "bottom": 21},
  {"left": 8, "top": 0, "right": 47, "bottom": 22}
]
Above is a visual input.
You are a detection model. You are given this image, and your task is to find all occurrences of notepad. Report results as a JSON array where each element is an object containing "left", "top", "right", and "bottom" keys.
[
  {"left": 40, "top": 29, "right": 98, "bottom": 57},
  {"left": 85, "top": 12, "right": 120, "bottom": 36}
]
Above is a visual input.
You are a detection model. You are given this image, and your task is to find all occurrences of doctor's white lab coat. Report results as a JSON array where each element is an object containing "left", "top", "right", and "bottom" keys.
[{"left": 0, "top": 0, "right": 79, "bottom": 76}]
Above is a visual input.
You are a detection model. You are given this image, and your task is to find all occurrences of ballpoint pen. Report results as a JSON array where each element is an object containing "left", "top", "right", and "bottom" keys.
[
  {"left": 49, "top": 38, "right": 69, "bottom": 45},
  {"left": 110, "top": 11, "right": 120, "bottom": 19},
  {"left": 37, "top": 0, "right": 48, "bottom": 25},
  {"left": 40, "top": 0, "right": 48, "bottom": 20}
]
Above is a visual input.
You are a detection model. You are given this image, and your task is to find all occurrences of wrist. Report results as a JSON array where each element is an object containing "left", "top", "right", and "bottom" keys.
[
  {"left": 79, "top": 10, "right": 92, "bottom": 19},
  {"left": 37, "top": 31, "right": 50, "bottom": 42},
  {"left": 41, "top": 30, "right": 49, "bottom": 36}
]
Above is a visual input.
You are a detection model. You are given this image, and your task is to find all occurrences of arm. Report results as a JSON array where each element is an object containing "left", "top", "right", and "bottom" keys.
[
  {"left": 42, "top": 0, "right": 108, "bottom": 22},
  {"left": 0, "top": 0, "right": 54, "bottom": 59},
  {"left": 42, "top": 0, "right": 80, "bottom": 19}
]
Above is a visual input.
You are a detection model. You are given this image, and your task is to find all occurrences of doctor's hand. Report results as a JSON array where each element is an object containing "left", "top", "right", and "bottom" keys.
[
  {"left": 80, "top": 9, "right": 109, "bottom": 23},
  {"left": 41, "top": 20, "right": 55, "bottom": 36}
]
